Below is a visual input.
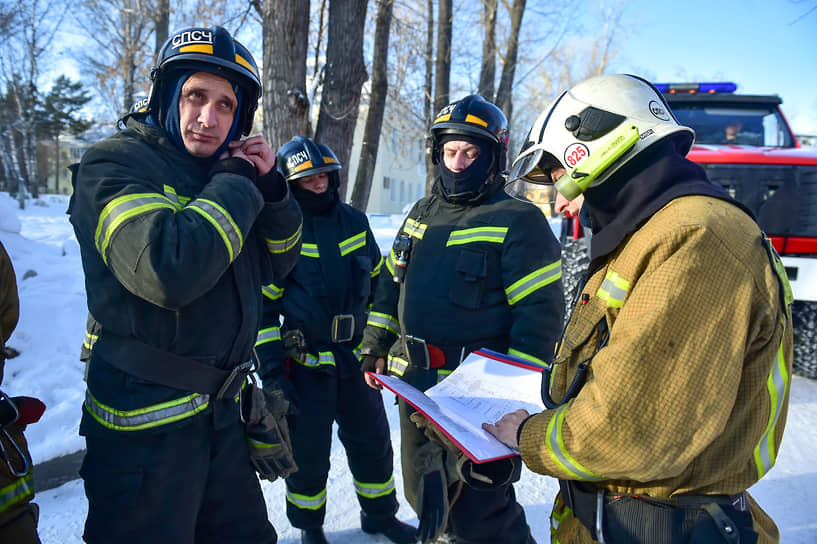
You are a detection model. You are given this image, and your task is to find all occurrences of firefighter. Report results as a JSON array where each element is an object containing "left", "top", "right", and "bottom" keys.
[
  {"left": 360, "top": 95, "right": 565, "bottom": 543},
  {"left": 0, "top": 241, "right": 44, "bottom": 544},
  {"left": 486, "top": 74, "right": 793, "bottom": 543},
  {"left": 68, "top": 26, "right": 302, "bottom": 543},
  {"left": 256, "top": 136, "right": 416, "bottom": 544}
]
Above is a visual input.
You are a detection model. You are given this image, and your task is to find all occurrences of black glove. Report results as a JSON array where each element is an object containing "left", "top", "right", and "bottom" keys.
[
  {"left": 255, "top": 168, "right": 287, "bottom": 202},
  {"left": 261, "top": 371, "right": 299, "bottom": 416},
  {"left": 242, "top": 384, "right": 297, "bottom": 482},
  {"left": 209, "top": 156, "right": 257, "bottom": 184},
  {"left": 360, "top": 354, "right": 381, "bottom": 374},
  {"left": 414, "top": 441, "right": 450, "bottom": 543}
]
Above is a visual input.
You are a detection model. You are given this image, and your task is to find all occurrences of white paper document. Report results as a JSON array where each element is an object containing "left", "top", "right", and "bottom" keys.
[{"left": 369, "top": 350, "right": 545, "bottom": 463}]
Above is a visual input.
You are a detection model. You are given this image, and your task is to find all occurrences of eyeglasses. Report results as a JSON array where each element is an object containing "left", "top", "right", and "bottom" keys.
[{"left": 0, "top": 389, "right": 31, "bottom": 477}]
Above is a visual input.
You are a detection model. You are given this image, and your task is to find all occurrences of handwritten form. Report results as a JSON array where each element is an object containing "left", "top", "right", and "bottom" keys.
[{"left": 370, "top": 351, "right": 544, "bottom": 463}]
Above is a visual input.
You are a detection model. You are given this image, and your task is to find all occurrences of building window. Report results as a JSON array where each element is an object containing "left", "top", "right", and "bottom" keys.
[
  {"left": 400, "top": 180, "right": 405, "bottom": 202},
  {"left": 383, "top": 176, "right": 391, "bottom": 189}
]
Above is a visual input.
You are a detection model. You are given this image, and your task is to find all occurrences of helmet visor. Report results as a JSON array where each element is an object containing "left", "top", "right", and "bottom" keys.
[{"left": 505, "top": 144, "right": 563, "bottom": 204}]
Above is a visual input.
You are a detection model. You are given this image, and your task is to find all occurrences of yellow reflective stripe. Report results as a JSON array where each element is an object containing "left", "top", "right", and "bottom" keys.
[
  {"left": 387, "top": 355, "right": 408, "bottom": 376},
  {"left": 294, "top": 351, "right": 336, "bottom": 368},
  {"left": 248, "top": 436, "right": 281, "bottom": 449},
  {"left": 0, "top": 473, "right": 33, "bottom": 514},
  {"left": 301, "top": 243, "right": 320, "bottom": 258},
  {"left": 436, "top": 369, "right": 452, "bottom": 383},
  {"left": 354, "top": 476, "right": 395, "bottom": 499},
  {"left": 385, "top": 250, "right": 396, "bottom": 276},
  {"left": 255, "top": 327, "right": 281, "bottom": 347},
  {"left": 287, "top": 488, "right": 327, "bottom": 510},
  {"left": 367, "top": 312, "right": 400, "bottom": 336},
  {"left": 84, "top": 389, "right": 209, "bottom": 431},
  {"left": 161, "top": 185, "right": 189, "bottom": 209},
  {"left": 546, "top": 405, "right": 604, "bottom": 481},
  {"left": 446, "top": 226, "right": 508, "bottom": 246},
  {"left": 550, "top": 495, "right": 570, "bottom": 539},
  {"left": 266, "top": 223, "right": 302, "bottom": 254},
  {"left": 180, "top": 44, "right": 213, "bottom": 54},
  {"left": 507, "top": 348, "right": 550, "bottom": 370},
  {"left": 187, "top": 199, "right": 243, "bottom": 263},
  {"left": 339, "top": 231, "right": 367, "bottom": 256},
  {"left": 404, "top": 218, "right": 427, "bottom": 240},
  {"left": 83, "top": 330, "right": 98, "bottom": 351},
  {"left": 235, "top": 53, "right": 257, "bottom": 76},
  {"left": 352, "top": 341, "right": 363, "bottom": 361},
  {"left": 596, "top": 270, "right": 629, "bottom": 308},
  {"left": 506, "top": 260, "right": 562, "bottom": 305},
  {"left": 371, "top": 256, "right": 383, "bottom": 278},
  {"left": 753, "top": 318, "right": 790, "bottom": 478},
  {"left": 292, "top": 160, "right": 314, "bottom": 173},
  {"left": 95, "top": 193, "right": 177, "bottom": 264},
  {"left": 464, "top": 113, "right": 488, "bottom": 127},
  {"left": 262, "top": 283, "right": 284, "bottom": 301}
]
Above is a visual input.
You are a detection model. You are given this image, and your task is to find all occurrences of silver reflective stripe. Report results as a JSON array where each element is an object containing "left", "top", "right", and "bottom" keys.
[
  {"left": 404, "top": 218, "right": 427, "bottom": 240},
  {"left": 187, "top": 199, "right": 243, "bottom": 263},
  {"left": 339, "top": 231, "right": 367, "bottom": 256},
  {"left": 301, "top": 243, "right": 320, "bottom": 258},
  {"left": 753, "top": 318, "right": 790, "bottom": 478},
  {"left": 266, "top": 223, "right": 302, "bottom": 254},
  {"left": 83, "top": 330, "right": 98, "bottom": 351},
  {"left": 287, "top": 488, "right": 327, "bottom": 510},
  {"left": 354, "top": 476, "right": 395, "bottom": 499},
  {"left": 297, "top": 351, "right": 336, "bottom": 368},
  {"left": 84, "top": 390, "right": 210, "bottom": 431},
  {"left": 446, "top": 226, "right": 508, "bottom": 246},
  {"left": 385, "top": 250, "right": 396, "bottom": 276},
  {"left": 262, "top": 283, "right": 284, "bottom": 301},
  {"left": 596, "top": 270, "right": 629, "bottom": 308},
  {"left": 162, "top": 185, "right": 187, "bottom": 209},
  {"left": 0, "top": 473, "right": 33, "bottom": 514},
  {"left": 506, "top": 260, "right": 562, "bottom": 305},
  {"left": 95, "top": 193, "right": 177, "bottom": 264},
  {"left": 255, "top": 327, "right": 281, "bottom": 347},
  {"left": 371, "top": 256, "right": 383, "bottom": 278},
  {"left": 367, "top": 312, "right": 400, "bottom": 336},
  {"left": 387, "top": 355, "right": 408, "bottom": 376},
  {"left": 546, "top": 405, "right": 604, "bottom": 481}
]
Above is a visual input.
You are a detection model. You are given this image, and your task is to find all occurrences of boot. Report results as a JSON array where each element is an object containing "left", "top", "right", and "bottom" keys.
[
  {"left": 360, "top": 511, "right": 418, "bottom": 543},
  {"left": 301, "top": 526, "right": 330, "bottom": 544}
]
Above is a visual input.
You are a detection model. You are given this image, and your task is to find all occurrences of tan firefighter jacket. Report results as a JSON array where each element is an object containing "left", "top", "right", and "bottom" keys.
[{"left": 518, "top": 196, "right": 793, "bottom": 543}]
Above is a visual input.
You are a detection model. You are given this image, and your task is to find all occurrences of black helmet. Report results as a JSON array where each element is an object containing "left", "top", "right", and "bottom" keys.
[
  {"left": 130, "top": 96, "right": 149, "bottom": 114},
  {"left": 430, "top": 94, "right": 509, "bottom": 170},
  {"left": 277, "top": 136, "right": 342, "bottom": 182},
  {"left": 147, "top": 26, "right": 261, "bottom": 136}
]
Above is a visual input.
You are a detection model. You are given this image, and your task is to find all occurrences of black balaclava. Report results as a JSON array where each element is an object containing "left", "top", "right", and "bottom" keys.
[
  {"left": 149, "top": 69, "right": 244, "bottom": 161},
  {"left": 436, "top": 134, "right": 496, "bottom": 203},
  {"left": 291, "top": 172, "right": 339, "bottom": 215}
]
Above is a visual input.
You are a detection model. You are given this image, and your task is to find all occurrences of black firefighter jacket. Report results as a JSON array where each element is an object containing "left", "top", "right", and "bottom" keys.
[
  {"left": 361, "top": 180, "right": 565, "bottom": 383},
  {"left": 255, "top": 200, "right": 383, "bottom": 381},
  {"left": 69, "top": 118, "right": 302, "bottom": 436}
]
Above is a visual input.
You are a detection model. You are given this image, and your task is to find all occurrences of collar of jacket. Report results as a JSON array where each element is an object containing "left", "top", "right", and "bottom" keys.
[
  {"left": 431, "top": 175, "right": 503, "bottom": 206},
  {"left": 583, "top": 139, "right": 754, "bottom": 272}
]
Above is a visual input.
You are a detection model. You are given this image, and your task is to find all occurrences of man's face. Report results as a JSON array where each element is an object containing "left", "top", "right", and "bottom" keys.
[
  {"left": 296, "top": 172, "right": 330, "bottom": 194},
  {"left": 178, "top": 72, "right": 237, "bottom": 158},
  {"left": 442, "top": 140, "right": 480, "bottom": 172}
]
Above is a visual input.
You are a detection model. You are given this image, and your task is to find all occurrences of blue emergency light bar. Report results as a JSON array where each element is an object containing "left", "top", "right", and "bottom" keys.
[{"left": 654, "top": 82, "right": 738, "bottom": 94}]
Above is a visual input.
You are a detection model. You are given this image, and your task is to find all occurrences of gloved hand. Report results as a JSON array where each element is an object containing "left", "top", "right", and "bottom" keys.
[
  {"left": 209, "top": 156, "right": 257, "bottom": 184},
  {"left": 414, "top": 440, "right": 450, "bottom": 543},
  {"left": 242, "top": 384, "right": 298, "bottom": 482},
  {"left": 262, "top": 371, "right": 299, "bottom": 416},
  {"left": 360, "top": 354, "right": 382, "bottom": 374},
  {"left": 255, "top": 168, "right": 287, "bottom": 202}
]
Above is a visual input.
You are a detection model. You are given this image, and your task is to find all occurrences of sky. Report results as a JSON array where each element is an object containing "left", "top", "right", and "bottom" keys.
[
  {"left": 603, "top": 0, "right": 817, "bottom": 135},
  {"left": 1, "top": 193, "right": 816, "bottom": 542}
]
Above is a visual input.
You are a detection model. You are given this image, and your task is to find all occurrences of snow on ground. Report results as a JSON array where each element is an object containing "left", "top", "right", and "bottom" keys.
[{"left": 1, "top": 193, "right": 815, "bottom": 543}]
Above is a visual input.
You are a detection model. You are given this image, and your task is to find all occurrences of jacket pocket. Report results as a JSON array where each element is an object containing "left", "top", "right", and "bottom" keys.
[
  {"left": 354, "top": 255, "right": 373, "bottom": 299},
  {"left": 449, "top": 249, "right": 487, "bottom": 309}
]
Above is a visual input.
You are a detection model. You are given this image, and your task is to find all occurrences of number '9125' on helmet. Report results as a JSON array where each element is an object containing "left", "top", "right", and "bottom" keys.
[
  {"left": 277, "top": 136, "right": 342, "bottom": 183},
  {"left": 508, "top": 74, "right": 694, "bottom": 201},
  {"left": 430, "top": 94, "right": 509, "bottom": 171},
  {"left": 148, "top": 26, "right": 261, "bottom": 137}
]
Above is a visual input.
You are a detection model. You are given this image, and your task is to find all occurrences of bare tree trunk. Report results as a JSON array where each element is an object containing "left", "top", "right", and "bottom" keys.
[
  {"left": 349, "top": 0, "right": 393, "bottom": 212},
  {"left": 423, "top": 0, "right": 435, "bottom": 192},
  {"left": 427, "top": 0, "right": 451, "bottom": 193},
  {"left": 477, "top": 0, "right": 497, "bottom": 101},
  {"left": 494, "top": 0, "right": 526, "bottom": 122},
  {"left": 258, "top": 0, "right": 310, "bottom": 151},
  {"left": 54, "top": 133, "right": 59, "bottom": 194},
  {"left": 314, "top": 0, "right": 368, "bottom": 201},
  {"left": 153, "top": 0, "right": 169, "bottom": 63}
]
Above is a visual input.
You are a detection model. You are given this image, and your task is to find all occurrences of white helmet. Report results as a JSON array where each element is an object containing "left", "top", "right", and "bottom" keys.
[{"left": 507, "top": 74, "right": 694, "bottom": 201}]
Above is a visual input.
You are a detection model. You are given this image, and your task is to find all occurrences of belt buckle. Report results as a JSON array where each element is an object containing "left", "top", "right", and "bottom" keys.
[
  {"left": 331, "top": 314, "right": 355, "bottom": 343},
  {"left": 405, "top": 335, "right": 431, "bottom": 370},
  {"left": 216, "top": 360, "right": 253, "bottom": 401}
]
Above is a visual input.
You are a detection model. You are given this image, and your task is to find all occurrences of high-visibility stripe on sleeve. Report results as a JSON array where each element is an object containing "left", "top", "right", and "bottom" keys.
[
  {"left": 255, "top": 327, "right": 281, "bottom": 347},
  {"left": 95, "top": 193, "right": 178, "bottom": 264},
  {"left": 596, "top": 270, "right": 629, "bottom": 308},
  {"left": 162, "top": 185, "right": 189, "bottom": 208},
  {"left": 546, "top": 405, "right": 605, "bottom": 482},
  {"left": 371, "top": 256, "right": 383, "bottom": 278},
  {"left": 287, "top": 488, "right": 327, "bottom": 511},
  {"left": 339, "top": 231, "right": 367, "bottom": 256},
  {"left": 753, "top": 318, "right": 790, "bottom": 479},
  {"left": 84, "top": 389, "right": 209, "bottom": 431},
  {"left": 446, "top": 226, "right": 508, "bottom": 246},
  {"left": 83, "top": 330, "right": 99, "bottom": 352},
  {"left": 0, "top": 473, "right": 33, "bottom": 514},
  {"left": 387, "top": 355, "right": 408, "bottom": 377},
  {"left": 187, "top": 199, "right": 243, "bottom": 263},
  {"left": 367, "top": 311, "right": 400, "bottom": 336},
  {"left": 300, "top": 243, "right": 319, "bottom": 258},
  {"left": 262, "top": 283, "right": 284, "bottom": 301},
  {"left": 505, "top": 260, "right": 562, "bottom": 305},
  {"left": 354, "top": 476, "right": 395, "bottom": 499},
  {"left": 294, "top": 351, "right": 336, "bottom": 369},
  {"left": 385, "top": 250, "right": 396, "bottom": 276},
  {"left": 266, "top": 222, "right": 302, "bottom": 254},
  {"left": 507, "top": 348, "right": 551, "bottom": 370}
]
